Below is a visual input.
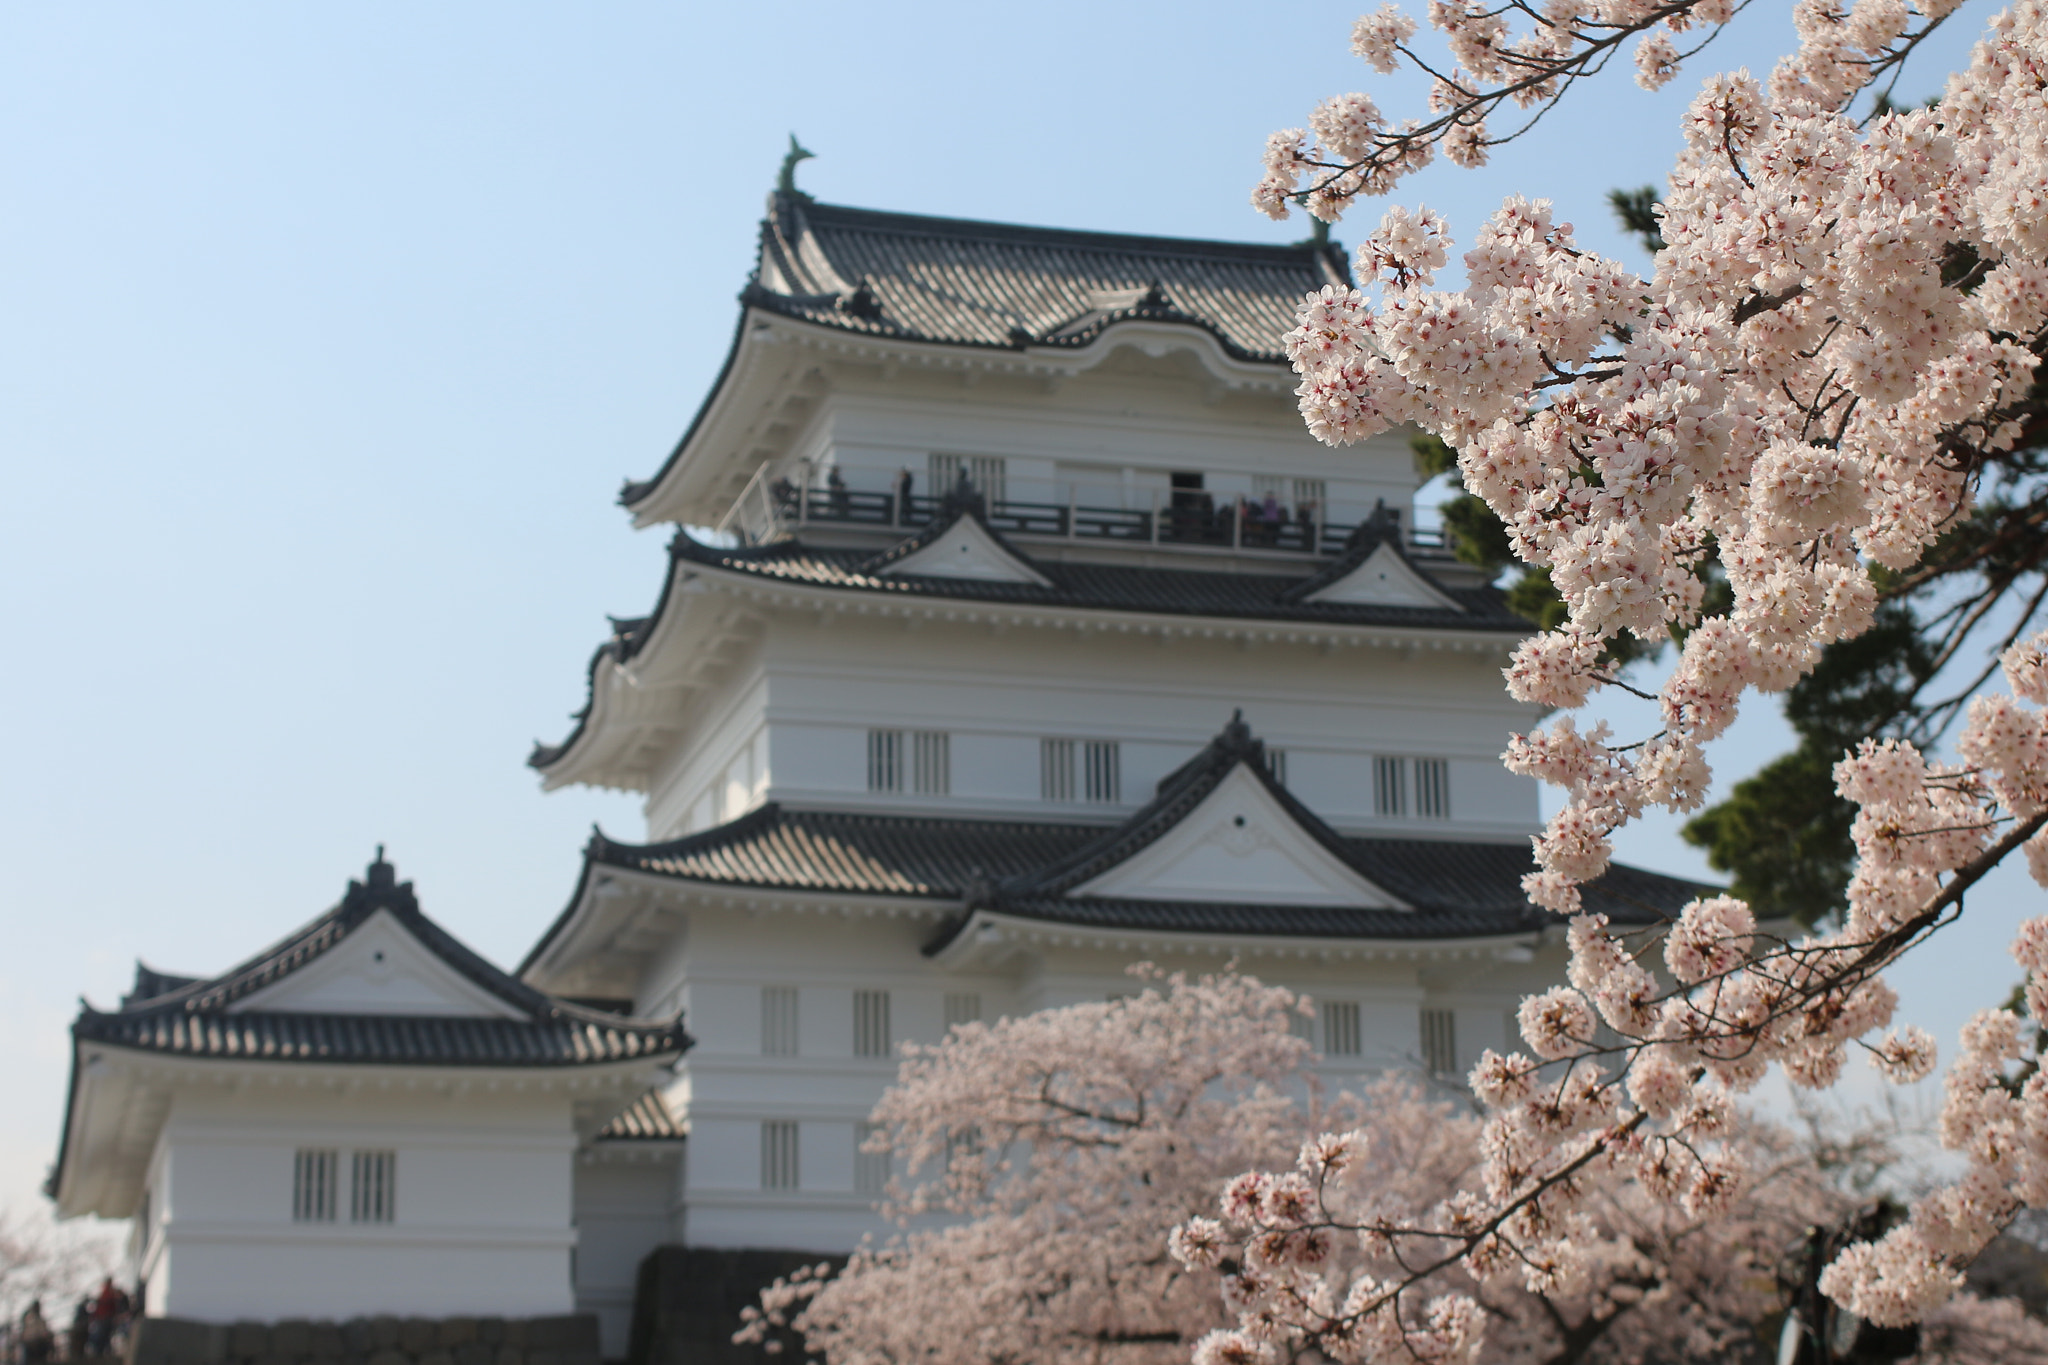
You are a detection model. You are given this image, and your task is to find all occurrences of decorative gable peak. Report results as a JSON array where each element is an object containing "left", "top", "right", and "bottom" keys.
[
  {"left": 1284, "top": 505, "right": 1465, "bottom": 612},
  {"left": 996, "top": 712, "right": 1407, "bottom": 911},
  {"left": 1305, "top": 541, "right": 1464, "bottom": 609},
  {"left": 229, "top": 908, "right": 526, "bottom": 1019},
  {"left": 1071, "top": 765, "right": 1402, "bottom": 907},
  {"left": 868, "top": 494, "right": 1052, "bottom": 586},
  {"left": 226, "top": 849, "right": 529, "bottom": 1019}
]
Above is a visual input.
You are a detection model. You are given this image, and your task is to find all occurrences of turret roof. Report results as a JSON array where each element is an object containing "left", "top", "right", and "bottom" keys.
[
  {"left": 72, "top": 853, "right": 689, "bottom": 1068},
  {"left": 621, "top": 195, "right": 1348, "bottom": 510}
]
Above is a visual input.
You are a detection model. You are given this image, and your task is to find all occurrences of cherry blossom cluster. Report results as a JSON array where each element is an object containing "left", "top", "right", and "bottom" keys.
[
  {"left": 1253, "top": 1, "right": 1966, "bottom": 223},
  {"left": 1180, "top": 634, "right": 2048, "bottom": 1349},
  {"left": 1284, "top": 1, "right": 2048, "bottom": 922},
  {"left": 739, "top": 971, "right": 1883, "bottom": 1365}
]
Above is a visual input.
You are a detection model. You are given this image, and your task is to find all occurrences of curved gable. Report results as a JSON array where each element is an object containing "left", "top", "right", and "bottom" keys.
[{"left": 1071, "top": 764, "right": 1403, "bottom": 908}]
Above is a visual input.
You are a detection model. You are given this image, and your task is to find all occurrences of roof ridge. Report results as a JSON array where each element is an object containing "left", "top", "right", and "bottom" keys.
[{"left": 799, "top": 199, "right": 1343, "bottom": 266}]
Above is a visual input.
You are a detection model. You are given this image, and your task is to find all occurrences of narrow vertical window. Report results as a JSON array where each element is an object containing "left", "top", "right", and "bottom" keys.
[
  {"left": 911, "top": 731, "right": 950, "bottom": 795},
  {"left": 943, "top": 992, "right": 983, "bottom": 1033},
  {"left": 853, "top": 1122, "right": 889, "bottom": 1197},
  {"left": 1320, "top": 1001, "right": 1362, "bottom": 1056},
  {"left": 867, "top": 730, "right": 904, "bottom": 792},
  {"left": 1083, "top": 741, "right": 1121, "bottom": 804},
  {"left": 1373, "top": 756, "right": 1407, "bottom": 817},
  {"left": 1264, "top": 748, "right": 1288, "bottom": 787},
  {"left": 854, "top": 990, "right": 892, "bottom": 1058},
  {"left": 1287, "top": 1008, "right": 1314, "bottom": 1044},
  {"left": 1041, "top": 739, "right": 1076, "bottom": 802},
  {"left": 350, "top": 1150, "right": 395, "bottom": 1224},
  {"left": 1413, "top": 759, "right": 1450, "bottom": 820},
  {"left": 762, "top": 986, "right": 799, "bottom": 1056},
  {"left": 760, "top": 1121, "right": 799, "bottom": 1190},
  {"left": 1421, "top": 1008, "right": 1458, "bottom": 1076},
  {"left": 293, "top": 1149, "right": 338, "bottom": 1223}
]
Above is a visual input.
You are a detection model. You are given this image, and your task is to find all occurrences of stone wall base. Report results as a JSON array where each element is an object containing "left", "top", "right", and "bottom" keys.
[
  {"left": 127, "top": 1313, "right": 600, "bottom": 1365},
  {"left": 626, "top": 1248, "right": 846, "bottom": 1365}
]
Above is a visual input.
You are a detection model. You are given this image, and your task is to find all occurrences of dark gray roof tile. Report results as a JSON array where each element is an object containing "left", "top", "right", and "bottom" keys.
[
  {"left": 74, "top": 854, "right": 690, "bottom": 1070},
  {"left": 751, "top": 197, "right": 1344, "bottom": 363}
]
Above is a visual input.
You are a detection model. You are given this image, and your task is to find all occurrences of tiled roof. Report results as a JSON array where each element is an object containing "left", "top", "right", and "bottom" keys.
[
  {"left": 750, "top": 197, "right": 1344, "bottom": 364},
  {"left": 596, "top": 1089, "right": 686, "bottom": 1142},
  {"left": 73, "top": 854, "right": 690, "bottom": 1069},
  {"left": 588, "top": 806, "right": 1096, "bottom": 899},
  {"left": 669, "top": 523, "right": 1512, "bottom": 626},
  {"left": 620, "top": 197, "right": 1347, "bottom": 511},
  {"left": 74, "top": 1009, "right": 680, "bottom": 1067},
  {"left": 572, "top": 769, "right": 1706, "bottom": 950}
]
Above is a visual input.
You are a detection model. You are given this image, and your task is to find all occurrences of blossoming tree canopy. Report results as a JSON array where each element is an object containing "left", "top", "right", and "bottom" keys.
[
  {"left": 737, "top": 971, "right": 2006, "bottom": 1365},
  {"left": 1169, "top": 0, "right": 2048, "bottom": 1357}
]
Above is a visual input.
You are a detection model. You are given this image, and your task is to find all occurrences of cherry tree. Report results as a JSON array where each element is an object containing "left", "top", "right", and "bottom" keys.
[
  {"left": 1171, "top": 2, "right": 2048, "bottom": 1360},
  {"left": 738, "top": 970, "right": 1961, "bottom": 1365}
]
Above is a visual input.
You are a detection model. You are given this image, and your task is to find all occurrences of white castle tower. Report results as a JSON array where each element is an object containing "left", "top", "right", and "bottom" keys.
[
  {"left": 50, "top": 186, "right": 1700, "bottom": 1362},
  {"left": 518, "top": 191, "right": 1697, "bottom": 1289}
]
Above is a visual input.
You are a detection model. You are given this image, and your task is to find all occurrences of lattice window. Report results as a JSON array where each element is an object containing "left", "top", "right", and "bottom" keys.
[
  {"left": 293, "top": 1149, "right": 338, "bottom": 1223},
  {"left": 1288, "top": 1007, "right": 1314, "bottom": 1043},
  {"left": 1041, "top": 739, "right": 1076, "bottom": 802},
  {"left": 762, "top": 986, "right": 799, "bottom": 1056},
  {"left": 1083, "top": 741, "right": 1121, "bottom": 804},
  {"left": 929, "top": 454, "right": 1007, "bottom": 505},
  {"left": 1321, "top": 1001, "right": 1363, "bottom": 1056},
  {"left": 854, "top": 1122, "right": 889, "bottom": 1197},
  {"left": 1421, "top": 1008, "right": 1459, "bottom": 1076},
  {"left": 911, "top": 731, "right": 950, "bottom": 795},
  {"left": 943, "top": 992, "right": 982, "bottom": 1032},
  {"left": 350, "top": 1150, "right": 395, "bottom": 1224},
  {"left": 1413, "top": 759, "right": 1451, "bottom": 820},
  {"left": 854, "top": 990, "right": 893, "bottom": 1058},
  {"left": 1373, "top": 756, "right": 1407, "bottom": 817},
  {"left": 761, "top": 1121, "right": 799, "bottom": 1190},
  {"left": 867, "top": 730, "right": 903, "bottom": 792}
]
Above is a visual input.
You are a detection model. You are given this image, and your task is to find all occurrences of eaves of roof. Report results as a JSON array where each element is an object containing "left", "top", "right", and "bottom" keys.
[
  {"left": 522, "top": 797, "right": 1711, "bottom": 974},
  {"left": 71, "top": 1008, "right": 685, "bottom": 1069},
  {"left": 663, "top": 531, "right": 1519, "bottom": 629}
]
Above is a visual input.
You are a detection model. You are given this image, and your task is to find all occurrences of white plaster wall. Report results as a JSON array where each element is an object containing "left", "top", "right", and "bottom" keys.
[
  {"left": 649, "top": 621, "right": 1544, "bottom": 838},
  {"left": 145, "top": 1085, "right": 579, "bottom": 1322}
]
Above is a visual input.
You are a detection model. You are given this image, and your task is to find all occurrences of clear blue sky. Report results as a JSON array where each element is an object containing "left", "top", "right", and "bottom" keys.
[{"left": 0, "top": 3, "right": 2016, "bottom": 1213}]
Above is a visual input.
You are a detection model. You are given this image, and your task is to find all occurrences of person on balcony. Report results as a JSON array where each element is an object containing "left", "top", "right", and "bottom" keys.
[{"left": 828, "top": 465, "right": 849, "bottom": 516}]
